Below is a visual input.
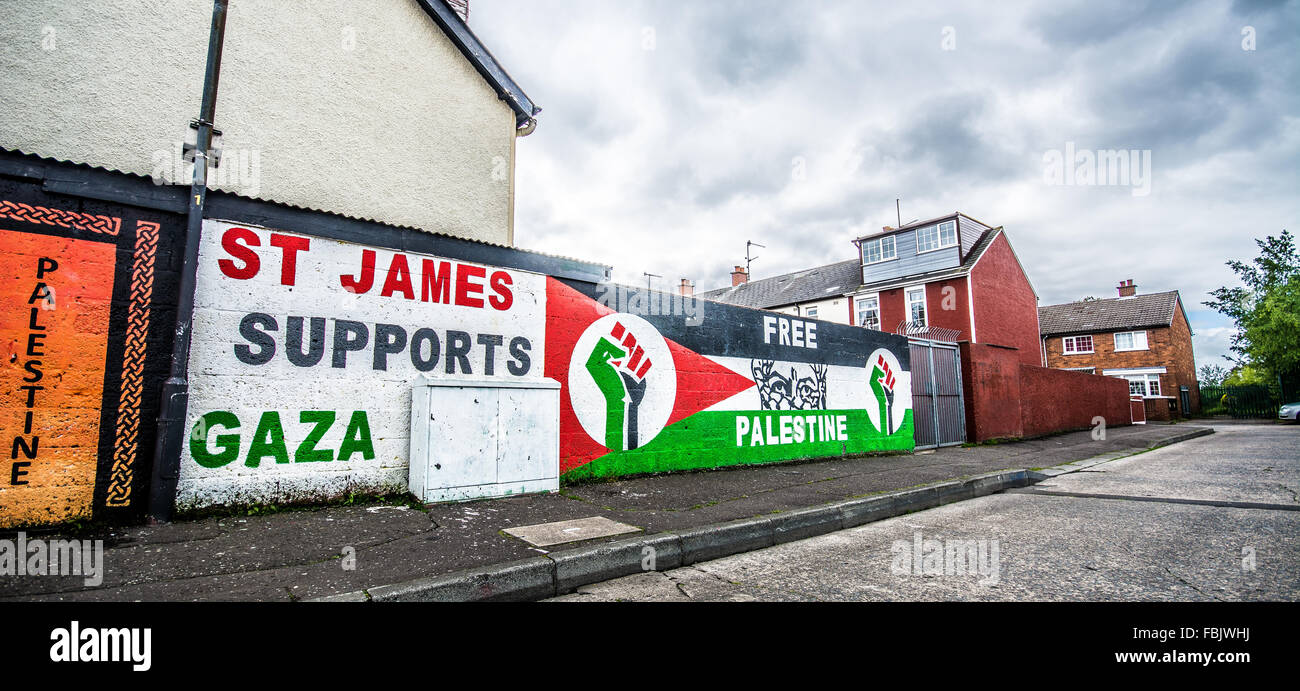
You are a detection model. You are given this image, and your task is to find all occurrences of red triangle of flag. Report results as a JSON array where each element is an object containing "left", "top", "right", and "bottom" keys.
[
  {"left": 545, "top": 278, "right": 755, "bottom": 473},
  {"left": 664, "top": 339, "right": 755, "bottom": 426}
]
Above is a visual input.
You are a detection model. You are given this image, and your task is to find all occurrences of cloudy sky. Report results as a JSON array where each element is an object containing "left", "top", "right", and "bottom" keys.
[{"left": 471, "top": 0, "right": 1299, "bottom": 369}]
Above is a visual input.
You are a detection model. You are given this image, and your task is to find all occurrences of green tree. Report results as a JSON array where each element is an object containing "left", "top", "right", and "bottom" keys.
[
  {"left": 1198, "top": 364, "right": 1229, "bottom": 387},
  {"left": 1205, "top": 230, "right": 1300, "bottom": 378},
  {"left": 1224, "top": 365, "right": 1268, "bottom": 387}
]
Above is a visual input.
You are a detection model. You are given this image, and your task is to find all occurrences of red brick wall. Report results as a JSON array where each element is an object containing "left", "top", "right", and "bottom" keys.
[
  {"left": 878, "top": 287, "right": 905, "bottom": 333},
  {"left": 1144, "top": 398, "right": 1174, "bottom": 421},
  {"left": 1042, "top": 296, "right": 1200, "bottom": 416},
  {"left": 970, "top": 234, "right": 1041, "bottom": 366},
  {"left": 960, "top": 342, "right": 1132, "bottom": 441},
  {"left": 1167, "top": 305, "right": 1201, "bottom": 414},
  {"left": 925, "top": 278, "right": 972, "bottom": 340},
  {"left": 959, "top": 343, "right": 1024, "bottom": 440},
  {"left": 871, "top": 280, "right": 971, "bottom": 338},
  {"left": 1018, "top": 363, "right": 1132, "bottom": 437}
]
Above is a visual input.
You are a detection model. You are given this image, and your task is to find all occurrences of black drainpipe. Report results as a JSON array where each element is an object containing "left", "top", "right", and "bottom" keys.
[{"left": 148, "top": 0, "right": 229, "bottom": 522}]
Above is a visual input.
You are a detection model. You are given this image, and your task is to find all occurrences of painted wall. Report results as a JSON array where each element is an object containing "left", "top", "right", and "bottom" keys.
[
  {"left": 958, "top": 344, "right": 1024, "bottom": 442},
  {"left": 923, "top": 278, "right": 971, "bottom": 339},
  {"left": 548, "top": 282, "right": 914, "bottom": 480},
  {"left": 0, "top": 153, "right": 607, "bottom": 525},
  {"left": 1018, "top": 365, "right": 1131, "bottom": 438},
  {"left": 871, "top": 280, "right": 971, "bottom": 338},
  {"left": 959, "top": 342, "right": 1131, "bottom": 442},
  {"left": 177, "top": 221, "right": 547, "bottom": 510},
  {"left": 970, "top": 234, "right": 1041, "bottom": 365},
  {"left": 0, "top": 0, "right": 518, "bottom": 245},
  {"left": 0, "top": 182, "right": 181, "bottom": 528},
  {"left": 178, "top": 224, "right": 914, "bottom": 508}
]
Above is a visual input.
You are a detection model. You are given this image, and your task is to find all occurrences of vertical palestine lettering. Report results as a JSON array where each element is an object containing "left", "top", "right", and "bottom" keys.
[{"left": 11, "top": 257, "right": 58, "bottom": 486}]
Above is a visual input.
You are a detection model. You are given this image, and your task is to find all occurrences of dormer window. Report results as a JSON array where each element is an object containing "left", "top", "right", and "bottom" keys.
[
  {"left": 916, "top": 220, "right": 958, "bottom": 253},
  {"left": 862, "top": 235, "right": 897, "bottom": 265}
]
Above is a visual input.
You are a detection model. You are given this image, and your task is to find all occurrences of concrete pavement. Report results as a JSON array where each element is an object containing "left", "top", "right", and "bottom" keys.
[
  {"left": 548, "top": 423, "right": 1298, "bottom": 601},
  {"left": 0, "top": 422, "right": 1218, "bottom": 601}
]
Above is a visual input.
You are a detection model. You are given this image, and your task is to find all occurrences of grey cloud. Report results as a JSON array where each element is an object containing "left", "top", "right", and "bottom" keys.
[
  {"left": 1028, "top": 0, "right": 1182, "bottom": 48},
  {"left": 1231, "top": 0, "right": 1295, "bottom": 16},
  {"left": 471, "top": 0, "right": 1297, "bottom": 369}
]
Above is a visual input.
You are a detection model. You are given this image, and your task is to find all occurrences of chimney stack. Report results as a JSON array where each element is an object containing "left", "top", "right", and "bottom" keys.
[
  {"left": 731, "top": 266, "right": 749, "bottom": 287},
  {"left": 1117, "top": 279, "right": 1137, "bottom": 297},
  {"left": 678, "top": 278, "right": 694, "bottom": 297}
]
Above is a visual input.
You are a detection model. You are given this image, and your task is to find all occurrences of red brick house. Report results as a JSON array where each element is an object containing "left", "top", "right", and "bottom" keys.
[
  {"left": 701, "top": 212, "right": 1044, "bottom": 366},
  {"left": 1039, "top": 280, "right": 1200, "bottom": 419}
]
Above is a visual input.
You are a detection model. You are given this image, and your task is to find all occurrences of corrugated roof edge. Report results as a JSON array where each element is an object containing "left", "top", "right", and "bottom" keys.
[
  {"left": 0, "top": 147, "right": 611, "bottom": 281},
  {"left": 416, "top": 0, "right": 541, "bottom": 127}
]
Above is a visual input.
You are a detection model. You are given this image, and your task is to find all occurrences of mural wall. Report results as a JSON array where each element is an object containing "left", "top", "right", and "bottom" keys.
[
  {"left": 0, "top": 184, "right": 178, "bottom": 528},
  {"left": 0, "top": 190, "right": 916, "bottom": 521},
  {"left": 177, "top": 220, "right": 547, "bottom": 509},
  {"left": 546, "top": 279, "right": 914, "bottom": 480},
  {"left": 179, "top": 222, "right": 914, "bottom": 509}
]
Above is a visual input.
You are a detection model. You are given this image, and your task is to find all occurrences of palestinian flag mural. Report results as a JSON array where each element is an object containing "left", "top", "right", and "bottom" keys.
[{"left": 546, "top": 278, "right": 914, "bottom": 480}]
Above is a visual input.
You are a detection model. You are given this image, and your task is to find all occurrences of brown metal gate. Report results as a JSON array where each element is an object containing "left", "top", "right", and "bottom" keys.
[{"left": 908, "top": 338, "right": 966, "bottom": 449}]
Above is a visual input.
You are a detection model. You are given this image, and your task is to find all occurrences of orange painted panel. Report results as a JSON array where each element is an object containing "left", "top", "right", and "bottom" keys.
[{"left": 0, "top": 229, "right": 116, "bottom": 527}]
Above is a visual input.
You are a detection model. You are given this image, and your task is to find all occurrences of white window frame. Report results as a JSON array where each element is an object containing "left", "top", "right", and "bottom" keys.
[
  {"left": 862, "top": 235, "right": 897, "bottom": 265},
  {"left": 1063, "top": 367, "right": 1096, "bottom": 373},
  {"left": 916, "top": 220, "right": 958, "bottom": 254},
  {"left": 804, "top": 306, "right": 819, "bottom": 319},
  {"left": 1062, "top": 335, "right": 1094, "bottom": 354},
  {"left": 1120, "top": 373, "right": 1162, "bottom": 397},
  {"left": 856, "top": 293, "right": 881, "bottom": 331},
  {"left": 905, "top": 285, "right": 927, "bottom": 327},
  {"left": 1113, "top": 330, "right": 1149, "bottom": 352},
  {"left": 1104, "top": 368, "right": 1166, "bottom": 398}
]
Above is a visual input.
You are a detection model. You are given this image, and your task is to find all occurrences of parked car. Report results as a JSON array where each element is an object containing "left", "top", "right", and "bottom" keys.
[{"left": 1280, "top": 402, "right": 1300, "bottom": 422}]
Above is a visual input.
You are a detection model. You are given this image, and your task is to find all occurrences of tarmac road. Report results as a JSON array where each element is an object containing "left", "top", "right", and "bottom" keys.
[{"left": 548, "top": 423, "right": 1300, "bottom": 601}]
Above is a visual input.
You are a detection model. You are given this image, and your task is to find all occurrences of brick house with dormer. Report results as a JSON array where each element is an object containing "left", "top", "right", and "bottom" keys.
[
  {"left": 1039, "top": 280, "right": 1200, "bottom": 420},
  {"left": 700, "top": 212, "right": 1044, "bottom": 367}
]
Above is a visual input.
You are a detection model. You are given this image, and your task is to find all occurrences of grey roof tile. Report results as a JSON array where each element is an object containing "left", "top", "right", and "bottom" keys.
[
  {"left": 701, "top": 226, "right": 1006, "bottom": 310},
  {"left": 699, "top": 259, "right": 862, "bottom": 309},
  {"left": 1038, "top": 291, "right": 1180, "bottom": 335}
]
